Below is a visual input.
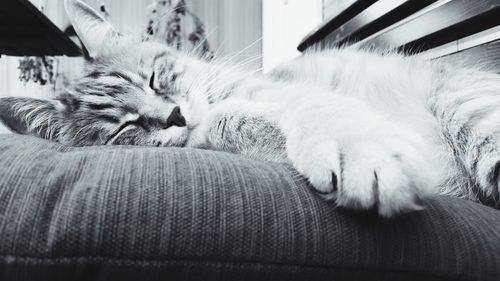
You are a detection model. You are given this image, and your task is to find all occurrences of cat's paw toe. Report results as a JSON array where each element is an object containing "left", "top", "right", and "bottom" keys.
[
  {"left": 295, "top": 139, "right": 434, "bottom": 217},
  {"left": 292, "top": 139, "right": 341, "bottom": 195},
  {"left": 471, "top": 154, "right": 500, "bottom": 203},
  {"left": 491, "top": 162, "right": 500, "bottom": 200},
  {"left": 338, "top": 146, "right": 427, "bottom": 217}
]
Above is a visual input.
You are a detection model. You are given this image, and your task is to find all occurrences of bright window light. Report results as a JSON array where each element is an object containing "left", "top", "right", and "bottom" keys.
[{"left": 263, "top": 0, "right": 323, "bottom": 73}]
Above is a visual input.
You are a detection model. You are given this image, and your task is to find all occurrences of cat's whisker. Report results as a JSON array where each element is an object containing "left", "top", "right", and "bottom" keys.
[
  {"left": 205, "top": 62, "right": 262, "bottom": 90},
  {"left": 211, "top": 41, "right": 226, "bottom": 61},
  {"left": 204, "top": 63, "right": 264, "bottom": 96},
  {"left": 223, "top": 37, "right": 263, "bottom": 61},
  {"left": 210, "top": 39, "right": 263, "bottom": 69},
  {"left": 210, "top": 55, "right": 264, "bottom": 79},
  {"left": 212, "top": 53, "right": 263, "bottom": 72}
]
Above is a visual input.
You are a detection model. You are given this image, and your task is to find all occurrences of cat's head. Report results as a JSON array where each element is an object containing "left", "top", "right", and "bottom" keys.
[{"left": 0, "top": 0, "right": 214, "bottom": 147}]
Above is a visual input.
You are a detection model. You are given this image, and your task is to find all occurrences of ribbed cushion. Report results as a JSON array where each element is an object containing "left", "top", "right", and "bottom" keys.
[{"left": 0, "top": 134, "right": 499, "bottom": 281}]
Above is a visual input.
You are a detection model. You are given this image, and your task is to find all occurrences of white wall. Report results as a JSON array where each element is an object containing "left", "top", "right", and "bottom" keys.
[{"left": 262, "top": 0, "right": 323, "bottom": 72}]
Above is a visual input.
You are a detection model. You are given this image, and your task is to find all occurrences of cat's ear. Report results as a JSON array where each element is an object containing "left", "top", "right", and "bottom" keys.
[
  {"left": 0, "top": 97, "right": 63, "bottom": 138},
  {"left": 64, "top": 0, "right": 129, "bottom": 58}
]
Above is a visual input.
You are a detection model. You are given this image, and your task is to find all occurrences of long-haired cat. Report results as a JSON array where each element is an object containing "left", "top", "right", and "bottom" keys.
[{"left": 1, "top": 0, "right": 499, "bottom": 217}]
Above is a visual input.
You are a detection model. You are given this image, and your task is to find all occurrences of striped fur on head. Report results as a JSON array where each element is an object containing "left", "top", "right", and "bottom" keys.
[{"left": 0, "top": 0, "right": 216, "bottom": 147}]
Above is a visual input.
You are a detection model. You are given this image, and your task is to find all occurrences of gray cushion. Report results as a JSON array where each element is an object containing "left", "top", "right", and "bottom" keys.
[{"left": 0, "top": 134, "right": 499, "bottom": 281}]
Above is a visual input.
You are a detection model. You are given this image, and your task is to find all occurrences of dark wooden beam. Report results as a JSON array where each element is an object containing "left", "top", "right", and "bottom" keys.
[
  {"left": 0, "top": 0, "right": 81, "bottom": 57},
  {"left": 297, "top": 0, "right": 377, "bottom": 52},
  {"left": 319, "top": 0, "right": 437, "bottom": 49},
  {"left": 363, "top": 0, "right": 500, "bottom": 53},
  {"left": 437, "top": 39, "right": 500, "bottom": 73}
]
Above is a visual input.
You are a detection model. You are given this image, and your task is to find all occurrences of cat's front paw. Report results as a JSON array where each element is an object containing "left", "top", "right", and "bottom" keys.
[{"left": 291, "top": 136, "right": 435, "bottom": 217}]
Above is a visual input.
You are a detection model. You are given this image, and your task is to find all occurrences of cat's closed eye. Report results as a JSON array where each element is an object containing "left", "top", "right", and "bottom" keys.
[
  {"left": 170, "top": 73, "right": 178, "bottom": 82},
  {"left": 106, "top": 120, "right": 138, "bottom": 144}
]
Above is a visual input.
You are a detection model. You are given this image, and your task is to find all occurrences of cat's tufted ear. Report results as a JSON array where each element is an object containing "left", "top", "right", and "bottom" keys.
[
  {"left": 64, "top": 0, "right": 130, "bottom": 59},
  {"left": 0, "top": 97, "right": 63, "bottom": 139}
]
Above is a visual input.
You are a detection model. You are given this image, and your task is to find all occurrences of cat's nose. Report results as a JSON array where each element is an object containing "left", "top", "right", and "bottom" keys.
[{"left": 165, "top": 106, "right": 186, "bottom": 128}]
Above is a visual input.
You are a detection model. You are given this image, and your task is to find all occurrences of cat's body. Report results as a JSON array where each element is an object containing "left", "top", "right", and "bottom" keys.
[
  {"left": 198, "top": 49, "right": 496, "bottom": 205},
  {"left": 1, "top": 0, "right": 499, "bottom": 217}
]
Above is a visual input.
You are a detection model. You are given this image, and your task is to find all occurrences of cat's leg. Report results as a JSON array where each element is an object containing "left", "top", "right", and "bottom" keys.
[
  {"left": 186, "top": 100, "right": 289, "bottom": 163},
  {"left": 280, "top": 93, "right": 437, "bottom": 217},
  {"left": 189, "top": 95, "right": 437, "bottom": 216},
  {"left": 432, "top": 69, "right": 500, "bottom": 204}
]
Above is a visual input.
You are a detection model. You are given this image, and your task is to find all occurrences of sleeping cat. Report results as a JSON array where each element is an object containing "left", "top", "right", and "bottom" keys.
[{"left": 1, "top": 0, "right": 499, "bottom": 217}]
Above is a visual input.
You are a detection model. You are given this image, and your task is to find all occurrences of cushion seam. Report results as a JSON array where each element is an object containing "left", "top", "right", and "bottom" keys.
[{"left": 0, "top": 255, "right": 470, "bottom": 281}]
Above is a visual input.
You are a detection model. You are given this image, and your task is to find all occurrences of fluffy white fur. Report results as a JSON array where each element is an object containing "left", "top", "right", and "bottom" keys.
[{"left": 185, "top": 49, "right": 500, "bottom": 216}]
